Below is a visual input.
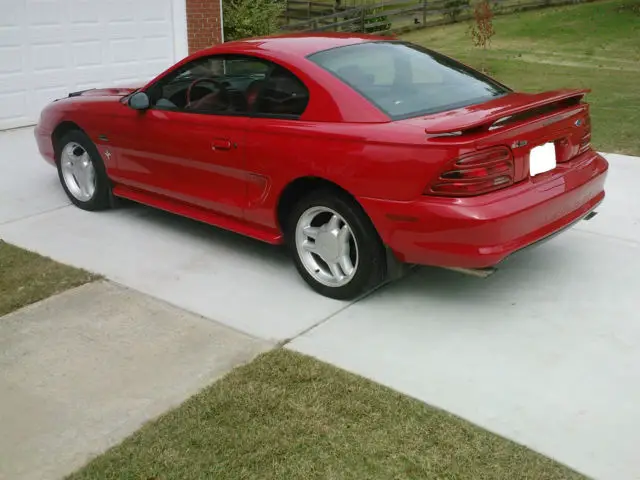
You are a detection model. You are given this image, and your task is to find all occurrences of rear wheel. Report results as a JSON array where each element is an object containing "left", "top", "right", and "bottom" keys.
[
  {"left": 287, "top": 190, "right": 386, "bottom": 300},
  {"left": 56, "top": 130, "right": 111, "bottom": 211}
]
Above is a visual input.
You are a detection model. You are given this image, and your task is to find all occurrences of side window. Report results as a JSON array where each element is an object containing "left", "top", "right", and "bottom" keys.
[
  {"left": 253, "top": 66, "right": 309, "bottom": 118},
  {"left": 147, "top": 55, "right": 271, "bottom": 115}
]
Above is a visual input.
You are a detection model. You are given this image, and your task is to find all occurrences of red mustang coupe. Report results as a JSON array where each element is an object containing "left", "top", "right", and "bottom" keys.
[{"left": 35, "top": 33, "right": 608, "bottom": 299}]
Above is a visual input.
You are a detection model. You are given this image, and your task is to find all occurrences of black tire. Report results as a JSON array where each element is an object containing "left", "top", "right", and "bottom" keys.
[
  {"left": 287, "top": 189, "right": 386, "bottom": 300},
  {"left": 55, "top": 130, "right": 112, "bottom": 211}
]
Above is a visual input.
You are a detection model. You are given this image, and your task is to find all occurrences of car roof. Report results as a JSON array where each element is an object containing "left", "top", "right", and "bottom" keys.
[{"left": 199, "top": 33, "right": 395, "bottom": 59}]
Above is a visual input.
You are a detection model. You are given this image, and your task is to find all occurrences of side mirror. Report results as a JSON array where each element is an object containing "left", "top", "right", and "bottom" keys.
[{"left": 128, "top": 91, "right": 150, "bottom": 110}]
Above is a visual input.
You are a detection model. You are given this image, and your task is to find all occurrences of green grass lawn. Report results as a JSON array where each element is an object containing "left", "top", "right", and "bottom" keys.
[
  {"left": 0, "top": 243, "right": 586, "bottom": 480},
  {"left": 401, "top": 0, "right": 640, "bottom": 155},
  {"left": 68, "top": 348, "right": 585, "bottom": 480},
  {"left": 0, "top": 240, "right": 96, "bottom": 316}
]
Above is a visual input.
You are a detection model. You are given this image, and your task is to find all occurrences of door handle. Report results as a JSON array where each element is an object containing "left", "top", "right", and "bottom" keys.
[{"left": 212, "top": 138, "right": 232, "bottom": 151}]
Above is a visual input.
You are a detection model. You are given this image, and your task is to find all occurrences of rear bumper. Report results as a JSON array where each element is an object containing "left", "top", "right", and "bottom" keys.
[
  {"left": 360, "top": 150, "right": 609, "bottom": 269},
  {"left": 34, "top": 124, "right": 56, "bottom": 166}
]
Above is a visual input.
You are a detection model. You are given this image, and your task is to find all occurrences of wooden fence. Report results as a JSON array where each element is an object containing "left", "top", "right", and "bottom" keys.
[
  {"left": 279, "top": 0, "right": 597, "bottom": 35},
  {"left": 282, "top": 0, "right": 335, "bottom": 23},
  {"left": 282, "top": 0, "right": 367, "bottom": 24}
]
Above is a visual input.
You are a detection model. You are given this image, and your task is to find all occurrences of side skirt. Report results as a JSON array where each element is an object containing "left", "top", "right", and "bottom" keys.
[{"left": 112, "top": 184, "right": 284, "bottom": 245}]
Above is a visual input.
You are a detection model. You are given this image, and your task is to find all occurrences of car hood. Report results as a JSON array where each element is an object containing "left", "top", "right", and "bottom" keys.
[{"left": 67, "top": 84, "right": 144, "bottom": 98}]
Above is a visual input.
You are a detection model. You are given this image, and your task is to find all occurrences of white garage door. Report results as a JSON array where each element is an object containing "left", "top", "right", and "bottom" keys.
[{"left": 0, "top": 0, "right": 188, "bottom": 130}]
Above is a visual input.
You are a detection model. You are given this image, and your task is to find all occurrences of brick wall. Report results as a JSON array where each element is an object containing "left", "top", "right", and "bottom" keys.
[{"left": 186, "top": 0, "right": 223, "bottom": 54}]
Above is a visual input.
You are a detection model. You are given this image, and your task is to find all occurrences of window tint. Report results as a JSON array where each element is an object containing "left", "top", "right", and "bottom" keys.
[
  {"left": 147, "top": 55, "right": 271, "bottom": 115},
  {"left": 253, "top": 66, "right": 309, "bottom": 117},
  {"left": 309, "top": 42, "right": 510, "bottom": 119}
]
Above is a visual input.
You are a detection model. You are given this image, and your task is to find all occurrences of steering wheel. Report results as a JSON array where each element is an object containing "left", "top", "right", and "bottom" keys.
[{"left": 185, "top": 78, "right": 229, "bottom": 110}]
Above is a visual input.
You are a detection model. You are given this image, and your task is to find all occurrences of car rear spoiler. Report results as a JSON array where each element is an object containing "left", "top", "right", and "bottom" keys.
[{"left": 424, "top": 89, "right": 590, "bottom": 135}]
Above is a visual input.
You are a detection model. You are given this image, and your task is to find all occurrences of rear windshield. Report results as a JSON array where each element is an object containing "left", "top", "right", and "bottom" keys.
[{"left": 308, "top": 41, "right": 510, "bottom": 120}]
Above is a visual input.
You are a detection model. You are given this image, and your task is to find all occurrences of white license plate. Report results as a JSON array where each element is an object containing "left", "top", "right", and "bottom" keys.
[{"left": 529, "top": 142, "right": 557, "bottom": 176}]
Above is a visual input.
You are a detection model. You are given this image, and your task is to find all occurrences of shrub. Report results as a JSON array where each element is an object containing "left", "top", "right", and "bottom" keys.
[
  {"left": 341, "top": 5, "right": 390, "bottom": 33},
  {"left": 617, "top": 0, "right": 640, "bottom": 14},
  {"left": 223, "top": 0, "right": 286, "bottom": 41},
  {"left": 364, "top": 6, "right": 391, "bottom": 33}
]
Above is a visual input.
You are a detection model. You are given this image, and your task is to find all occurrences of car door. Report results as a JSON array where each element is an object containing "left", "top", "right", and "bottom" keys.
[
  {"left": 243, "top": 65, "right": 312, "bottom": 229},
  {"left": 114, "top": 55, "right": 271, "bottom": 219}
]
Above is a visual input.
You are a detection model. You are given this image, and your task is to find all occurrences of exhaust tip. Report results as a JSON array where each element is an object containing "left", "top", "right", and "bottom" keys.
[
  {"left": 583, "top": 211, "right": 598, "bottom": 221},
  {"left": 441, "top": 266, "right": 496, "bottom": 278}
]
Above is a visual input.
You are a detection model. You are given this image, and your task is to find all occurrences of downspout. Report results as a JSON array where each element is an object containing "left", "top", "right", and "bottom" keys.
[{"left": 219, "top": 0, "right": 225, "bottom": 42}]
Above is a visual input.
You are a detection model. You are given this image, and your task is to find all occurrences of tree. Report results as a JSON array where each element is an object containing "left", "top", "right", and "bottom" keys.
[
  {"left": 223, "top": 0, "right": 286, "bottom": 42},
  {"left": 467, "top": 0, "right": 495, "bottom": 72}
]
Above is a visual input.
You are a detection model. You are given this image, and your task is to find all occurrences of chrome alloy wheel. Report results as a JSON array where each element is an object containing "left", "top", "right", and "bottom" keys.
[
  {"left": 60, "top": 142, "right": 96, "bottom": 202},
  {"left": 295, "top": 206, "right": 359, "bottom": 288}
]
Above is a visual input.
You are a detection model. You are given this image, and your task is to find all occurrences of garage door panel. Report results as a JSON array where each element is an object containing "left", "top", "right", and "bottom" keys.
[
  {"left": 74, "top": 82, "right": 103, "bottom": 92},
  {"left": 143, "top": 37, "right": 173, "bottom": 61},
  {"left": 142, "top": 1, "right": 173, "bottom": 21},
  {"left": 1, "top": 2, "right": 23, "bottom": 27},
  {"left": 110, "top": 38, "right": 139, "bottom": 64},
  {"left": 65, "top": 65, "right": 107, "bottom": 81},
  {"left": 31, "top": 43, "right": 68, "bottom": 72},
  {"left": 112, "top": 78, "right": 140, "bottom": 87},
  {"left": 106, "top": 21, "right": 140, "bottom": 40},
  {"left": 67, "top": 24, "right": 105, "bottom": 43},
  {"left": 72, "top": 41, "right": 103, "bottom": 67},
  {"left": 28, "top": 0, "right": 64, "bottom": 27},
  {"left": 141, "top": 21, "right": 176, "bottom": 37},
  {"left": 29, "top": 28, "right": 66, "bottom": 47},
  {"left": 31, "top": 69, "right": 68, "bottom": 89},
  {"left": 0, "top": 75, "right": 26, "bottom": 94},
  {"left": 0, "top": 28, "right": 22, "bottom": 47},
  {"left": 70, "top": 2, "right": 101, "bottom": 24},
  {"left": 106, "top": 1, "right": 137, "bottom": 22},
  {"left": 105, "top": 25, "right": 174, "bottom": 45},
  {"left": 34, "top": 87, "right": 69, "bottom": 113},
  {"left": 69, "top": 67, "right": 137, "bottom": 91},
  {"left": 109, "top": 67, "right": 140, "bottom": 83},
  {"left": 0, "top": 0, "right": 181, "bottom": 130},
  {"left": 140, "top": 61, "right": 172, "bottom": 79},
  {"left": 0, "top": 47, "right": 23, "bottom": 74},
  {"left": 0, "top": 93, "right": 27, "bottom": 121}
]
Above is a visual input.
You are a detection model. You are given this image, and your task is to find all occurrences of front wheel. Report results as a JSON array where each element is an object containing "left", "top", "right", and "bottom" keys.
[
  {"left": 287, "top": 190, "right": 386, "bottom": 300},
  {"left": 56, "top": 130, "right": 112, "bottom": 211}
]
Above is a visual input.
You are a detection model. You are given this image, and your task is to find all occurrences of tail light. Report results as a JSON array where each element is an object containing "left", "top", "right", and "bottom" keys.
[
  {"left": 426, "top": 146, "right": 514, "bottom": 197},
  {"left": 579, "top": 113, "right": 591, "bottom": 153}
]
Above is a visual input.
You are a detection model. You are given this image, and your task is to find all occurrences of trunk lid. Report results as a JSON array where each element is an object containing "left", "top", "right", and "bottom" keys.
[
  {"left": 403, "top": 89, "right": 592, "bottom": 183},
  {"left": 420, "top": 89, "right": 589, "bottom": 135}
]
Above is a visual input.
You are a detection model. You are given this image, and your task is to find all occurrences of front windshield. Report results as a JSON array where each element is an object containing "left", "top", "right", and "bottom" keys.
[{"left": 308, "top": 41, "right": 510, "bottom": 119}]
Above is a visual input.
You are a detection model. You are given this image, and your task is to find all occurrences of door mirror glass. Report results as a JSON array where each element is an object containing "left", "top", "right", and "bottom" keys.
[{"left": 128, "top": 91, "right": 150, "bottom": 110}]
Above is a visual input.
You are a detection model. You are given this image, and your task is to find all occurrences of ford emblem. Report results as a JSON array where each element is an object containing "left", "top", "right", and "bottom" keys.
[{"left": 575, "top": 119, "right": 583, "bottom": 127}]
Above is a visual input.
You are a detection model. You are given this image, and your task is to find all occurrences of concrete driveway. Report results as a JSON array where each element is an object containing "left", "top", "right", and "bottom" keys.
[
  {"left": 2, "top": 126, "right": 639, "bottom": 479},
  {"left": 0, "top": 128, "right": 347, "bottom": 342},
  {"left": 290, "top": 152, "right": 640, "bottom": 480}
]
